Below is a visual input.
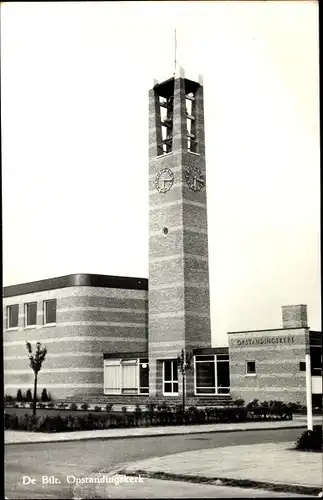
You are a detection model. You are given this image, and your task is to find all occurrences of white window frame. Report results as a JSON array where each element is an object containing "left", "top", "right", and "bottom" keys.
[
  {"left": 194, "top": 355, "right": 216, "bottom": 395},
  {"left": 246, "top": 360, "right": 256, "bottom": 376},
  {"left": 121, "top": 359, "right": 138, "bottom": 394},
  {"left": 194, "top": 354, "right": 230, "bottom": 395},
  {"left": 24, "top": 302, "right": 37, "bottom": 328},
  {"left": 104, "top": 358, "right": 149, "bottom": 395},
  {"left": 43, "top": 299, "right": 57, "bottom": 325},
  {"left": 138, "top": 359, "right": 149, "bottom": 395},
  {"left": 104, "top": 358, "right": 122, "bottom": 394},
  {"left": 7, "top": 304, "right": 19, "bottom": 330},
  {"left": 163, "top": 359, "right": 179, "bottom": 396}
]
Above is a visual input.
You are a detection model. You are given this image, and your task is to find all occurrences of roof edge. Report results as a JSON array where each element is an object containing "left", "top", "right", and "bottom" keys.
[{"left": 3, "top": 273, "right": 148, "bottom": 297}]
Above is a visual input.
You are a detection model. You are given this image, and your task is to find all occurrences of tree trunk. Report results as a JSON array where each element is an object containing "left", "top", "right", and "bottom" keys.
[
  {"left": 182, "top": 371, "right": 185, "bottom": 412},
  {"left": 33, "top": 372, "right": 38, "bottom": 416}
]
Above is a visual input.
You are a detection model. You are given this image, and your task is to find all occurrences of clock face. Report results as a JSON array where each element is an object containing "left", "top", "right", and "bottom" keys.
[
  {"left": 185, "top": 165, "right": 204, "bottom": 191},
  {"left": 155, "top": 168, "right": 174, "bottom": 193}
]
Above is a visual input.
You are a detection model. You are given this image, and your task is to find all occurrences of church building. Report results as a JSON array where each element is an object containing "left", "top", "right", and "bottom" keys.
[{"left": 3, "top": 68, "right": 322, "bottom": 408}]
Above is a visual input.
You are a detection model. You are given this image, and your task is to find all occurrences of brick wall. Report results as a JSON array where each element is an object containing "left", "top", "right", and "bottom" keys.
[
  {"left": 148, "top": 75, "right": 211, "bottom": 398},
  {"left": 228, "top": 328, "right": 309, "bottom": 405},
  {"left": 4, "top": 285, "right": 148, "bottom": 399}
]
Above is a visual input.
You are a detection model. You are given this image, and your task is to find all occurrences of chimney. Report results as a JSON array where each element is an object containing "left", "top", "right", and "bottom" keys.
[{"left": 282, "top": 305, "right": 308, "bottom": 329}]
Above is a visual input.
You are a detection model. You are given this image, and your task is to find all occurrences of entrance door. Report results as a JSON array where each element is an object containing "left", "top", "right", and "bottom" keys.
[{"left": 163, "top": 359, "right": 178, "bottom": 395}]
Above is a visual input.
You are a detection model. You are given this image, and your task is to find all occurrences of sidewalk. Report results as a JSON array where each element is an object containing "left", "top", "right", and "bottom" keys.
[
  {"left": 5, "top": 416, "right": 322, "bottom": 445},
  {"left": 74, "top": 442, "right": 323, "bottom": 498}
]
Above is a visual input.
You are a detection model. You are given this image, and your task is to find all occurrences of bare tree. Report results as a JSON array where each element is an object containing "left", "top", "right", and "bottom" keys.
[
  {"left": 177, "top": 349, "right": 193, "bottom": 412},
  {"left": 26, "top": 341, "right": 48, "bottom": 416}
]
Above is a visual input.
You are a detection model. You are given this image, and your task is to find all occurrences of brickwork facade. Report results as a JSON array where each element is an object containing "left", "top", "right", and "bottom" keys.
[
  {"left": 148, "top": 71, "right": 212, "bottom": 398},
  {"left": 228, "top": 327, "right": 309, "bottom": 405},
  {"left": 3, "top": 276, "right": 148, "bottom": 399}
]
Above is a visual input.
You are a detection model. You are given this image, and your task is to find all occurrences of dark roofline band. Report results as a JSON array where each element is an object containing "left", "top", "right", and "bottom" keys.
[{"left": 3, "top": 273, "right": 148, "bottom": 298}]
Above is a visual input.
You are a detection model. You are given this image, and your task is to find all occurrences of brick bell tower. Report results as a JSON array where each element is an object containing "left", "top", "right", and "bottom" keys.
[{"left": 148, "top": 66, "right": 212, "bottom": 399}]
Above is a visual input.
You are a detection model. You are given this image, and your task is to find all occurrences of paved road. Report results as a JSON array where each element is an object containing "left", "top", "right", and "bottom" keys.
[{"left": 5, "top": 428, "right": 303, "bottom": 499}]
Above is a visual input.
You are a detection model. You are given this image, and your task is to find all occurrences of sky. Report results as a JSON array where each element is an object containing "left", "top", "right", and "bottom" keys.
[{"left": 1, "top": 1, "right": 320, "bottom": 345}]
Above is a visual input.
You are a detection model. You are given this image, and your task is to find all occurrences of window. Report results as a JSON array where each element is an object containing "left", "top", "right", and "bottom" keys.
[
  {"left": 121, "top": 359, "right": 138, "bottom": 394},
  {"left": 139, "top": 359, "right": 149, "bottom": 394},
  {"left": 104, "top": 359, "right": 121, "bottom": 394},
  {"left": 163, "top": 359, "right": 178, "bottom": 394},
  {"left": 217, "top": 357, "right": 230, "bottom": 394},
  {"left": 195, "top": 357, "right": 215, "bottom": 394},
  {"left": 246, "top": 361, "right": 256, "bottom": 375},
  {"left": 25, "top": 302, "right": 37, "bottom": 327},
  {"left": 299, "top": 362, "right": 306, "bottom": 372},
  {"left": 44, "top": 299, "right": 57, "bottom": 324},
  {"left": 7, "top": 305, "right": 19, "bottom": 329},
  {"left": 104, "top": 358, "right": 150, "bottom": 395},
  {"left": 310, "top": 346, "right": 322, "bottom": 375},
  {"left": 194, "top": 354, "right": 230, "bottom": 395}
]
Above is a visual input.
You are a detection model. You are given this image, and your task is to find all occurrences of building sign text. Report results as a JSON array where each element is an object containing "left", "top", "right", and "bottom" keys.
[{"left": 236, "top": 336, "right": 295, "bottom": 347}]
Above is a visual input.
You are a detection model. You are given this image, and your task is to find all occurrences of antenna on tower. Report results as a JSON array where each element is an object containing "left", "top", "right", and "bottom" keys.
[{"left": 174, "top": 28, "right": 177, "bottom": 76}]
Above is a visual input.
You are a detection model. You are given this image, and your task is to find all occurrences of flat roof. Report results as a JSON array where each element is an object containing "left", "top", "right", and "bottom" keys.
[
  {"left": 153, "top": 76, "right": 200, "bottom": 98},
  {"left": 3, "top": 273, "right": 148, "bottom": 297},
  {"left": 227, "top": 327, "right": 318, "bottom": 335}
]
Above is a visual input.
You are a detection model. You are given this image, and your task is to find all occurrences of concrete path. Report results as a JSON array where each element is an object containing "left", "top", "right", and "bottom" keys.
[
  {"left": 74, "top": 442, "right": 322, "bottom": 498},
  {"left": 5, "top": 415, "right": 322, "bottom": 445},
  {"left": 74, "top": 477, "right": 316, "bottom": 498}
]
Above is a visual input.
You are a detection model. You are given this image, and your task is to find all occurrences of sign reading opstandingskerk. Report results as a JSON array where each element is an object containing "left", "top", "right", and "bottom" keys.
[{"left": 236, "top": 336, "right": 295, "bottom": 347}]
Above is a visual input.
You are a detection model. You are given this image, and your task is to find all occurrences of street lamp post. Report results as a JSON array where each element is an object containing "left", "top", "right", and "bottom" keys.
[
  {"left": 178, "top": 349, "right": 193, "bottom": 412},
  {"left": 305, "top": 353, "right": 313, "bottom": 431}
]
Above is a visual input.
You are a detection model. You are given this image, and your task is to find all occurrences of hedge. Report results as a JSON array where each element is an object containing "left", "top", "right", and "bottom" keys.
[{"left": 4, "top": 403, "right": 293, "bottom": 433}]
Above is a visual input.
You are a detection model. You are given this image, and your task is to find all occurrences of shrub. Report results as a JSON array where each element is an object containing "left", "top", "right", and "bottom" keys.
[
  {"left": 80, "top": 402, "right": 89, "bottom": 411},
  {"left": 287, "top": 402, "right": 301, "bottom": 412},
  {"left": 145, "top": 403, "right": 156, "bottom": 425},
  {"left": 16, "top": 389, "right": 23, "bottom": 402},
  {"left": 105, "top": 403, "right": 113, "bottom": 412},
  {"left": 247, "top": 399, "right": 259, "bottom": 409},
  {"left": 41, "top": 389, "right": 49, "bottom": 402},
  {"left": 94, "top": 406, "right": 101, "bottom": 412},
  {"left": 25, "top": 389, "right": 33, "bottom": 402},
  {"left": 233, "top": 398, "right": 245, "bottom": 407},
  {"left": 4, "top": 413, "right": 19, "bottom": 430},
  {"left": 5, "top": 395, "right": 14, "bottom": 405},
  {"left": 69, "top": 403, "right": 78, "bottom": 411},
  {"left": 157, "top": 402, "right": 169, "bottom": 412},
  {"left": 296, "top": 425, "right": 322, "bottom": 452}
]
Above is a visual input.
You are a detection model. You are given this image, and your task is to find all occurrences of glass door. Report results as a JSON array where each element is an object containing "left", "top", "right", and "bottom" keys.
[{"left": 163, "top": 359, "right": 178, "bottom": 395}]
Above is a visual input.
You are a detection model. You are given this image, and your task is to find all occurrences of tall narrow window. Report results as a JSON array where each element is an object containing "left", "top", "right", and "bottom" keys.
[
  {"left": 139, "top": 359, "right": 149, "bottom": 394},
  {"left": 195, "top": 355, "right": 215, "bottom": 394},
  {"left": 7, "top": 304, "right": 19, "bottom": 329},
  {"left": 25, "top": 302, "right": 37, "bottom": 327},
  {"left": 104, "top": 359, "right": 121, "bottom": 394},
  {"left": 44, "top": 299, "right": 57, "bottom": 325},
  {"left": 159, "top": 95, "right": 174, "bottom": 155},
  {"left": 121, "top": 359, "right": 138, "bottom": 394},
  {"left": 216, "top": 355, "right": 230, "bottom": 393},
  {"left": 163, "top": 359, "right": 178, "bottom": 394}
]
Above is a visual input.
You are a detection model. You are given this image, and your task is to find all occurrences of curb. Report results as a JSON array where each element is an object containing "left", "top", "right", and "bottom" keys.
[
  {"left": 5, "top": 424, "right": 309, "bottom": 446},
  {"left": 119, "top": 469, "right": 322, "bottom": 497}
]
